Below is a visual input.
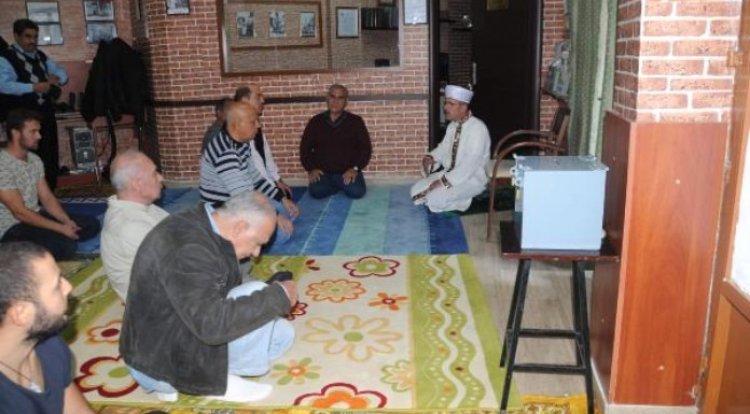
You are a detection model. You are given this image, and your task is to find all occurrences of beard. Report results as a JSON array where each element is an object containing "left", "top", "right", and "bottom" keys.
[{"left": 26, "top": 302, "right": 69, "bottom": 342}]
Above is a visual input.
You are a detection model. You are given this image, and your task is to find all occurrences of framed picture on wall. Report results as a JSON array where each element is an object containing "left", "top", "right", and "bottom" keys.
[
  {"left": 236, "top": 11, "right": 255, "bottom": 38},
  {"left": 300, "top": 11, "right": 316, "bottom": 38},
  {"left": 269, "top": 10, "right": 286, "bottom": 38},
  {"left": 166, "top": 0, "right": 190, "bottom": 15},
  {"left": 336, "top": 7, "right": 358, "bottom": 38},
  {"left": 27, "top": 2, "right": 60, "bottom": 22},
  {"left": 38, "top": 23, "right": 64, "bottom": 45},
  {"left": 83, "top": 0, "right": 115, "bottom": 21},
  {"left": 26, "top": 2, "right": 63, "bottom": 45},
  {"left": 86, "top": 22, "right": 117, "bottom": 43}
]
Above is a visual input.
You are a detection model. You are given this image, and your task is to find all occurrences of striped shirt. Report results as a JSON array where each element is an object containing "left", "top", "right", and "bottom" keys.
[{"left": 199, "top": 129, "right": 282, "bottom": 204}]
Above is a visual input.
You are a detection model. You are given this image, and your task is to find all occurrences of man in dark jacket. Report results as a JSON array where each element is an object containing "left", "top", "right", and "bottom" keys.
[
  {"left": 299, "top": 84, "right": 372, "bottom": 199},
  {"left": 119, "top": 191, "right": 298, "bottom": 402}
]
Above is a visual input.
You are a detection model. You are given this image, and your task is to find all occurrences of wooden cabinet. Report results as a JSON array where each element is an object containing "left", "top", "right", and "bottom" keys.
[{"left": 591, "top": 111, "right": 727, "bottom": 406}]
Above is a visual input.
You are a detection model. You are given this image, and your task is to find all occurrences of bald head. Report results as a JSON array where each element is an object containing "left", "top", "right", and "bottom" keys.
[
  {"left": 225, "top": 101, "right": 260, "bottom": 142},
  {"left": 110, "top": 149, "right": 163, "bottom": 205},
  {"left": 235, "top": 84, "right": 265, "bottom": 115}
]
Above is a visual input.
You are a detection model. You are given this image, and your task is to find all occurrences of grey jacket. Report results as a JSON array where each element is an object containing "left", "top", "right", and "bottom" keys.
[{"left": 119, "top": 204, "right": 290, "bottom": 395}]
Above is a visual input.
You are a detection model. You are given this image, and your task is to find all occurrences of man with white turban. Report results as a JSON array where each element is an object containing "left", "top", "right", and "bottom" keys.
[{"left": 411, "top": 85, "right": 490, "bottom": 212}]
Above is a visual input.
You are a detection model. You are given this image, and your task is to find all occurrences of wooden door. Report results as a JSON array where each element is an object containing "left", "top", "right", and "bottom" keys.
[{"left": 702, "top": 0, "right": 750, "bottom": 411}]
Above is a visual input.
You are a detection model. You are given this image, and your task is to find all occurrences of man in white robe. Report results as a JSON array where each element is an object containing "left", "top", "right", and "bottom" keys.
[{"left": 411, "top": 85, "right": 490, "bottom": 212}]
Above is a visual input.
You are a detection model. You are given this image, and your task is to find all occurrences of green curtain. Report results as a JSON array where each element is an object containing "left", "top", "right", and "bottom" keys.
[{"left": 567, "top": 0, "right": 616, "bottom": 156}]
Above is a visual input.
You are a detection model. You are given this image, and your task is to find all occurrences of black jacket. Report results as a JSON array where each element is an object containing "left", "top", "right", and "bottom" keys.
[
  {"left": 80, "top": 38, "right": 147, "bottom": 125},
  {"left": 119, "top": 204, "right": 290, "bottom": 395}
]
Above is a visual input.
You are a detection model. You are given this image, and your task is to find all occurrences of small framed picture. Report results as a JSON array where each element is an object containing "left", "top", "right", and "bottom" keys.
[
  {"left": 86, "top": 22, "right": 117, "bottom": 43},
  {"left": 166, "top": 0, "right": 190, "bottom": 15},
  {"left": 83, "top": 0, "right": 115, "bottom": 21},
  {"left": 37, "top": 23, "right": 64, "bottom": 45},
  {"left": 26, "top": 2, "right": 60, "bottom": 23},
  {"left": 269, "top": 10, "right": 286, "bottom": 38},
  {"left": 236, "top": 12, "right": 255, "bottom": 38},
  {"left": 336, "top": 7, "right": 358, "bottom": 38},
  {"left": 300, "top": 12, "right": 316, "bottom": 38}
]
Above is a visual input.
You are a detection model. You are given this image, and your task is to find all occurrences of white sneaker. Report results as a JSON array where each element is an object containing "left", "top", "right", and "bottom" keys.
[
  {"left": 155, "top": 391, "right": 178, "bottom": 402},
  {"left": 207, "top": 374, "right": 272, "bottom": 402}
]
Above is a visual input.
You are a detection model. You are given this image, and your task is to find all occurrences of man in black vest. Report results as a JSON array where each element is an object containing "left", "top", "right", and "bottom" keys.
[{"left": 0, "top": 19, "right": 67, "bottom": 190}]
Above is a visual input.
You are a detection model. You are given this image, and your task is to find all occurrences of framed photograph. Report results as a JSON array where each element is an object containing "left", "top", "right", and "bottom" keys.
[
  {"left": 228, "top": 1, "right": 322, "bottom": 50},
  {"left": 404, "top": 0, "right": 426, "bottom": 24},
  {"left": 86, "top": 22, "right": 117, "bottom": 43},
  {"left": 166, "top": 0, "right": 190, "bottom": 15},
  {"left": 26, "top": 2, "right": 60, "bottom": 23},
  {"left": 269, "top": 10, "right": 286, "bottom": 38},
  {"left": 336, "top": 7, "right": 358, "bottom": 38},
  {"left": 236, "top": 11, "right": 255, "bottom": 38},
  {"left": 37, "top": 23, "right": 63, "bottom": 45},
  {"left": 83, "top": 0, "right": 115, "bottom": 21},
  {"left": 299, "top": 11, "right": 316, "bottom": 37}
]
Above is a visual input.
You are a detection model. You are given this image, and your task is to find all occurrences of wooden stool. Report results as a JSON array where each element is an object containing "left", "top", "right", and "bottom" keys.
[{"left": 498, "top": 221, "right": 618, "bottom": 414}]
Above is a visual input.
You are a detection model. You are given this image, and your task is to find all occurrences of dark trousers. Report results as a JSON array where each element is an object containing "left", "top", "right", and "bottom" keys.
[
  {"left": 308, "top": 172, "right": 367, "bottom": 199},
  {"left": 1, "top": 211, "right": 100, "bottom": 260},
  {"left": 34, "top": 110, "right": 60, "bottom": 191}
]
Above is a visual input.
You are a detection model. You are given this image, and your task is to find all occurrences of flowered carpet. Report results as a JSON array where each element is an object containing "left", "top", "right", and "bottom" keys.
[{"left": 63, "top": 254, "right": 520, "bottom": 413}]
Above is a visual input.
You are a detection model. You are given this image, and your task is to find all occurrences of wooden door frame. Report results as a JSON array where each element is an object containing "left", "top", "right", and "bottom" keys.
[{"left": 700, "top": 0, "right": 750, "bottom": 408}]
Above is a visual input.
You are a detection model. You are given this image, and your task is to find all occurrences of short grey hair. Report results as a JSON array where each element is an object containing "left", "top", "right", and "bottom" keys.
[
  {"left": 110, "top": 149, "right": 146, "bottom": 192},
  {"left": 214, "top": 191, "right": 276, "bottom": 225}
]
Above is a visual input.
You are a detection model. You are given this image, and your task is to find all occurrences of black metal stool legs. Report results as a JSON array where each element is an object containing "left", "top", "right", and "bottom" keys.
[
  {"left": 573, "top": 261, "right": 595, "bottom": 414},
  {"left": 500, "top": 259, "right": 531, "bottom": 412}
]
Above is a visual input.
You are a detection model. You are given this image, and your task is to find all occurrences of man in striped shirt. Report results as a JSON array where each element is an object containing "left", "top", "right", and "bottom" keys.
[{"left": 200, "top": 101, "right": 298, "bottom": 242}]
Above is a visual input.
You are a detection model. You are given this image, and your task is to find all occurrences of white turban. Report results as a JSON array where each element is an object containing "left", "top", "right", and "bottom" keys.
[{"left": 445, "top": 85, "right": 473, "bottom": 104}]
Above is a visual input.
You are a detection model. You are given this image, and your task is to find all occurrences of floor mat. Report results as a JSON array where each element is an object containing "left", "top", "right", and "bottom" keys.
[{"left": 64, "top": 255, "right": 520, "bottom": 413}]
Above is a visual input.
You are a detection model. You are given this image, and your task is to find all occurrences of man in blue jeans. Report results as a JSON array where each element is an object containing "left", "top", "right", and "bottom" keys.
[
  {"left": 299, "top": 84, "right": 372, "bottom": 199},
  {"left": 0, "top": 109, "right": 99, "bottom": 260},
  {"left": 120, "top": 191, "right": 297, "bottom": 403}
]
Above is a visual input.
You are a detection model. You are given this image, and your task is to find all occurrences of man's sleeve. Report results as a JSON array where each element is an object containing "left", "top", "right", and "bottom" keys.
[
  {"left": 162, "top": 244, "right": 291, "bottom": 345},
  {"left": 0, "top": 57, "right": 33, "bottom": 95},
  {"left": 262, "top": 136, "right": 281, "bottom": 181},
  {"left": 45, "top": 56, "right": 68, "bottom": 85},
  {"left": 356, "top": 118, "right": 372, "bottom": 170}
]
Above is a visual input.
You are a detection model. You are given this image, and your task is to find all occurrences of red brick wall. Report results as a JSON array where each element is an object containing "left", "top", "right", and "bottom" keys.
[
  {"left": 138, "top": 0, "right": 427, "bottom": 182},
  {"left": 614, "top": 0, "right": 740, "bottom": 122},
  {"left": 540, "top": 0, "right": 568, "bottom": 127}
]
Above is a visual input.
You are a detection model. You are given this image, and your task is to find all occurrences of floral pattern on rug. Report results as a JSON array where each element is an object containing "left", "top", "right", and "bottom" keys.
[{"left": 66, "top": 255, "right": 520, "bottom": 412}]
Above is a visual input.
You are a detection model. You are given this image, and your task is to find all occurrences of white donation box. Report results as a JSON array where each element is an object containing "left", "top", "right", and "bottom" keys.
[{"left": 512, "top": 155, "right": 608, "bottom": 250}]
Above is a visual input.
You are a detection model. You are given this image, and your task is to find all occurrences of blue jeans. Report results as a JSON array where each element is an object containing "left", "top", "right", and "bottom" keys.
[
  {"left": 308, "top": 172, "right": 366, "bottom": 199},
  {"left": 0, "top": 210, "right": 100, "bottom": 260},
  {"left": 271, "top": 199, "right": 295, "bottom": 245},
  {"left": 127, "top": 281, "right": 295, "bottom": 394}
]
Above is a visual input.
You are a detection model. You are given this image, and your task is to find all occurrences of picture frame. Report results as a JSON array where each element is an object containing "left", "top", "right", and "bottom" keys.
[
  {"left": 83, "top": 0, "right": 115, "bottom": 21},
  {"left": 403, "top": 0, "right": 426, "bottom": 24},
  {"left": 37, "top": 23, "right": 64, "bottom": 45},
  {"left": 236, "top": 11, "right": 255, "bottom": 38},
  {"left": 26, "top": 2, "right": 60, "bottom": 23},
  {"left": 336, "top": 7, "right": 358, "bottom": 38},
  {"left": 86, "top": 22, "right": 117, "bottom": 43},
  {"left": 269, "top": 10, "right": 286, "bottom": 38},
  {"left": 229, "top": 1, "right": 322, "bottom": 50},
  {"left": 166, "top": 0, "right": 190, "bottom": 15},
  {"left": 299, "top": 11, "right": 316, "bottom": 37}
]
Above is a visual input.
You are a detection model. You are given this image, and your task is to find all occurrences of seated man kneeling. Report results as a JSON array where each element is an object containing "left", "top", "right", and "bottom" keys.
[
  {"left": 411, "top": 85, "right": 490, "bottom": 213},
  {"left": 120, "top": 191, "right": 297, "bottom": 402},
  {"left": 0, "top": 109, "right": 100, "bottom": 260},
  {"left": 299, "top": 84, "right": 372, "bottom": 199},
  {"left": 100, "top": 150, "right": 168, "bottom": 302}
]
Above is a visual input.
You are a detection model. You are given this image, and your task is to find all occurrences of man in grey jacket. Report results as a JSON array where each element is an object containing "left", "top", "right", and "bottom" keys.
[{"left": 119, "top": 191, "right": 298, "bottom": 402}]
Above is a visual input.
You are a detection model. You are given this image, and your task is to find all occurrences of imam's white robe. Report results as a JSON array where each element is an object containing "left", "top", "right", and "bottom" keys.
[{"left": 411, "top": 116, "right": 490, "bottom": 212}]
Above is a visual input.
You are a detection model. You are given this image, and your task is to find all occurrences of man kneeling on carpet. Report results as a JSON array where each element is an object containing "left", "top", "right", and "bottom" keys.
[
  {"left": 0, "top": 108, "right": 100, "bottom": 260},
  {"left": 411, "top": 85, "right": 490, "bottom": 213},
  {"left": 101, "top": 149, "right": 169, "bottom": 302},
  {"left": 120, "top": 190, "right": 298, "bottom": 402},
  {"left": 0, "top": 242, "right": 96, "bottom": 413}
]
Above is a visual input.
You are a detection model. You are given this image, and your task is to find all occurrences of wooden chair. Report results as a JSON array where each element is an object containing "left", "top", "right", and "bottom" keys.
[{"left": 485, "top": 104, "right": 570, "bottom": 240}]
